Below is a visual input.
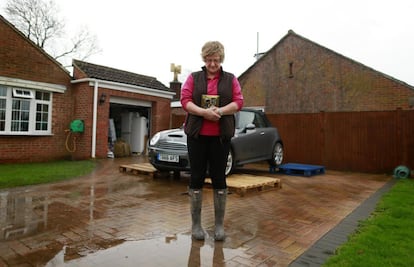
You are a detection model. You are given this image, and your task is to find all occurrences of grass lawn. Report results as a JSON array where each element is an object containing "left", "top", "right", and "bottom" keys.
[
  {"left": 0, "top": 160, "right": 97, "bottom": 189},
  {"left": 324, "top": 178, "right": 414, "bottom": 267}
]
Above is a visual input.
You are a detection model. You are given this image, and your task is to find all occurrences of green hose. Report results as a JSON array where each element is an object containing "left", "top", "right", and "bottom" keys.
[{"left": 393, "top": 165, "right": 411, "bottom": 179}]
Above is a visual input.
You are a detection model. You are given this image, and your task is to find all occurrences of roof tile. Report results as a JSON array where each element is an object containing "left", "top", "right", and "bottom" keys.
[{"left": 73, "top": 59, "right": 170, "bottom": 91}]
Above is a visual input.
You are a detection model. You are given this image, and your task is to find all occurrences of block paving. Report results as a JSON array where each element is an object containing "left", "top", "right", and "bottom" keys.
[{"left": 0, "top": 156, "right": 391, "bottom": 266}]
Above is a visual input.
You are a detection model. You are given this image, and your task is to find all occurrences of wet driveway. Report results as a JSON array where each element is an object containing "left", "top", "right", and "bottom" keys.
[{"left": 0, "top": 156, "right": 390, "bottom": 266}]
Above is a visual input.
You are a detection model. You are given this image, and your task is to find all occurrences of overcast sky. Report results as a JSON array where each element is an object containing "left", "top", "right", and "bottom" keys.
[{"left": 3, "top": 0, "right": 414, "bottom": 87}]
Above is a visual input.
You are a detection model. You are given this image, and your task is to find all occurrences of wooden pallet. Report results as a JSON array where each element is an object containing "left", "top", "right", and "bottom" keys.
[
  {"left": 278, "top": 163, "right": 325, "bottom": 177},
  {"left": 206, "top": 174, "right": 281, "bottom": 196},
  {"left": 119, "top": 163, "right": 157, "bottom": 177}
]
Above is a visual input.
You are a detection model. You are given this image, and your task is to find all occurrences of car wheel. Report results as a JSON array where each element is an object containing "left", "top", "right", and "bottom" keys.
[
  {"left": 225, "top": 150, "right": 234, "bottom": 176},
  {"left": 268, "top": 142, "right": 283, "bottom": 166}
]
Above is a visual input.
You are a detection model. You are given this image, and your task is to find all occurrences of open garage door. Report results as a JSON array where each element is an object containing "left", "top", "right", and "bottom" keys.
[{"left": 108, "top": 97, "right": 151, "bottom": 157}]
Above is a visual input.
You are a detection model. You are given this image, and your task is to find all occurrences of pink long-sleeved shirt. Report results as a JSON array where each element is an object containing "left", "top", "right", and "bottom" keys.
[{"left": 180, "top": 72, "right": 244, "bottom": 136}]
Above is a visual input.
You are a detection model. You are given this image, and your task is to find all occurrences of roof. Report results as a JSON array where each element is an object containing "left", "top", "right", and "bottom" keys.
[
  {"left": 0, "top": 15, "right": 70, "bottom": 77},
  {"left": 73, "top": 59, "right": 170, "bottom": 91},
  {"left": 239, "top": 30, "right": 414, "bottom": 90}
]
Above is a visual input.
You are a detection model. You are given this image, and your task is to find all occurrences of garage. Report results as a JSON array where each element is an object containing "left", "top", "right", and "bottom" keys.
[
  {"left": 108, "top": 98, "right": 151, "bottom": 157},
  {"left": 71, "top": 60, "right": 175, "bottom": 160}
]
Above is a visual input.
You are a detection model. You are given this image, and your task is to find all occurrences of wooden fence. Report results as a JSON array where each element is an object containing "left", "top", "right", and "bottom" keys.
[{"left": 172, "top": 109, "right": 414, "bottom": 173}]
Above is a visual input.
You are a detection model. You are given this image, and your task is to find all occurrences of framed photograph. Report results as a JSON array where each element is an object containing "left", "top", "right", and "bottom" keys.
[{"left": 201, "top": 94, "right": 220, "bottom": 108}]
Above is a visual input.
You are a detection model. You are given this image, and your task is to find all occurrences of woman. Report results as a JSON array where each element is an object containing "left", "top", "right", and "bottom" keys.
[{"left": 180, "top": 41, "right": 244, "bottom": 241}]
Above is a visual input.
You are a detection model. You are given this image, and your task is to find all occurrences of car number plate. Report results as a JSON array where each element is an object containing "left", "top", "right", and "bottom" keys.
[{"left": 158, "top": 153, "right": 179, "bottom": 163}]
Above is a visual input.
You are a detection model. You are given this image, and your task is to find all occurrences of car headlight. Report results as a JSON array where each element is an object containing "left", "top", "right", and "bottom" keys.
[{"left": 150, "top": 132, "right": 161, "bottom": 146}]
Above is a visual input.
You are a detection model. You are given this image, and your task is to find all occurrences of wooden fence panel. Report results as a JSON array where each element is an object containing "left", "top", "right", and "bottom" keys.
[
  {"left": 323, "top": 112, "right": 398, "bottom": 172},
  {"left": 268, "top": 110, "right": 414, "bottom": 173},
  {"left": 400, "top": 110, "right": 414, "bottom": 168},
  {"left": 172, "top": 110, "right": 414, "bottom": 173},
  {"left": 268, "top": 113, "right": 323, "bottom": 166}
]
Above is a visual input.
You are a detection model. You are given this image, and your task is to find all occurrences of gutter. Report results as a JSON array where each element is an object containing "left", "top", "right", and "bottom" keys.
[{"left": 72, "top": 78, "right": 175, "bottom": 99}]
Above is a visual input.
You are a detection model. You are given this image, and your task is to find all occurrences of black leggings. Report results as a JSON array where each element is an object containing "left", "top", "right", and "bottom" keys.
[{"left": 187, "top": 135, "right": 231, "bottom": 189}]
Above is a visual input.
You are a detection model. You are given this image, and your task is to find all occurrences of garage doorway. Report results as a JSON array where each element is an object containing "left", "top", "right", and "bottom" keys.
[{"left": 108, "top": 97, "right": 152, "bottom": 157}]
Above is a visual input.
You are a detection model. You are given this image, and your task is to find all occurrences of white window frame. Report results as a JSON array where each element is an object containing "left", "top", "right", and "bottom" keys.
[
  {"left": 34, "top": 91, "right": 52, "bottom": 132},
  {"left": 12, "top": 88, "right": 35, "bottom": 99},
  {"left": 0, "top": 86, "right": 7, "bottom": 132},
  {"left": 0, "top": 76, "right": 66, "bottom": 135},
  {"left": 0, "top": 85, "right": 53, "bottom": 135}
]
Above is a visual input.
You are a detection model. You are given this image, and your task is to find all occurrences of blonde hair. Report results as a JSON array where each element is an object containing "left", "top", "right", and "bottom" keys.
[{"left": 201, "top": 41, "right": 225, "bottom": 63}]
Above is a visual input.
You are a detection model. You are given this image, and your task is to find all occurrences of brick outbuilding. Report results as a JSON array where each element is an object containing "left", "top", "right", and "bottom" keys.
[
  {"left": 239, "top": 30, "right": 414, "bottom": 112},
  {"left": 237, "top": 30, "right": 414, "bottom": 173}
]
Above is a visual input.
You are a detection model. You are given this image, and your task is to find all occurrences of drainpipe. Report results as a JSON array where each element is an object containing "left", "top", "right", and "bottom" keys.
[
  {"left": 91, "top": 80, "right": 98, "bottom": 158},
  {"left": 71, "top": 78, "right": 100, "bottom": 159}
]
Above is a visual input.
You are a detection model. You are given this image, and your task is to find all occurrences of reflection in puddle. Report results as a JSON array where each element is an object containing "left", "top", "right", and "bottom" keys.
[
  {"left": 46, "top": 234, "right": 247, "bottom": 267},
  {"left": 0, "top": 176, "right": 152, "bottom": 241},
  {"left": 0, "top": 190, "right": 49, "bottom": 240}
]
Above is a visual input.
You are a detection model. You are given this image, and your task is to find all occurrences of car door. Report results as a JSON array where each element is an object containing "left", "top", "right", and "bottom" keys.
[
  {"left": 249, "top": 112, "right": 275, "bottom": 159},
  {"left": 232, "top": 110, "right": 274, "bottom": 163}
]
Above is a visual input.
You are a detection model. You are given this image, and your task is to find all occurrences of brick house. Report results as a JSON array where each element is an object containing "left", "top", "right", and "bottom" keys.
[
  {"left": 239, "top": 30, "right": 414, "bottom": 112},
  {"left": 0, "top": 15, "right": 174, "bottom": 163},
  {"left": 236, "top": 30, "right": 414, "bottom": 173}
]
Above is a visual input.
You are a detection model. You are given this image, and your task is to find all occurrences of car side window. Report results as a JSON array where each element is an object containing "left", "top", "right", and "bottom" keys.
[
  {"left": 253, "top": 113, "right": 266, "bottom": 128},
  {"left": 236, "top": 111, "right": 254, "bottom": 130}
]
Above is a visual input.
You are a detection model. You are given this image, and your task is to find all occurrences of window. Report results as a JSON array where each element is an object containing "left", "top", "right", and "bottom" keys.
[
  {"left": 11, "top": 98, "right": 30, "bottom": 131},
  {"left": 236, "top": 110, "right": 255, "bottom": 129},
  {"left": 0, "top": 85, "right": 52, "bottom": 135},
  {"left": 35, "top": 91, "right": 50, "bottom": 131},
  {"left": 13, "top": 88, "right": 34, "bottom": 99},
  {"left": 0, "top": 86, "right": 6, "bottom": 131},
  {"left": 253, "top": 113, "right": 266, "bottom": 128}
]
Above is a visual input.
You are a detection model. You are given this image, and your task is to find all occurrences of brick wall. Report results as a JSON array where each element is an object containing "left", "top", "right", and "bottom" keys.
[
  {"left": 0, "top": 17, "right": 71, "bottom": 85},
  {"left": 68, "top": 83, "right": 93, "bottom": 160},
  {"left": 239, "top": 32, "right": 414, "bottom": 113},
  {"left": 0, "top": 17, "right": 74, "bottom": 163},
  {"left": 171, "top": 108, "right": 186, "bottom": 128},
  {"left": 69, "top": 81, "right": 172, "bottom": 159}
]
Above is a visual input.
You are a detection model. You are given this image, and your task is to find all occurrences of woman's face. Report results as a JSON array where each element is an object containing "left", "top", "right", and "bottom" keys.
[{"left": 204, "top": 54, "right": 221, "bottom": 76}]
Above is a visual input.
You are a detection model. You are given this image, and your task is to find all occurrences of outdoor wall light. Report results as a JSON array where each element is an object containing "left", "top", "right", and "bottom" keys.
[{"left": 99, "top": 93, "right": 106, "bottom": 104}]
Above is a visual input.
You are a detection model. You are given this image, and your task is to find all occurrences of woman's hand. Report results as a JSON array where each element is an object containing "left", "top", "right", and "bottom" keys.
[{"left": 203, "top": 106, "right": 221, "bottom": 121}]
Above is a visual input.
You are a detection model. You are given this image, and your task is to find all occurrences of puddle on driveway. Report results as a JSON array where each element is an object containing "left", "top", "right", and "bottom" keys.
[
  {"left": 0, "top": 157, "right": 391, "bottom": 266},
  {"left": 46, "top": 234, "right": 247, "bottom": 267},
  {"left": 0, "top": 158, "right": 251, "bottom": 266}
]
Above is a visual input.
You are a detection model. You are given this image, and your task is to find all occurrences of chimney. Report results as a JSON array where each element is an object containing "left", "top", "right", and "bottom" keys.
[
  {"left": 170, "top": 81, "right": 182, "bottom": 101},
  {"left": 170, "top": 63, "right": 182, "bottom": 100}
]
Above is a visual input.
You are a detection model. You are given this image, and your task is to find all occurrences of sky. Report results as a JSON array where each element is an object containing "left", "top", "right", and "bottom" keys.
[{"left": 2, "top": 0, "right": 414, "bottom": 87}]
